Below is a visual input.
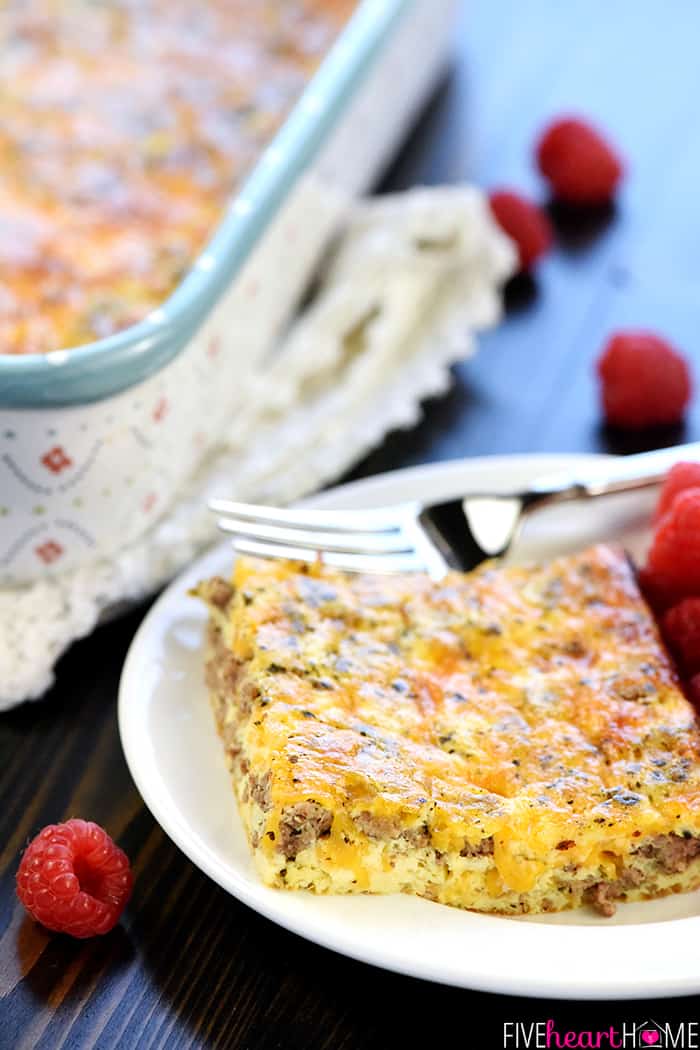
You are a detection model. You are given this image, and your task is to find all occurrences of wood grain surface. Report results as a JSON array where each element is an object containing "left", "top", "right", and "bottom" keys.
[{"left": 3, "top": 2, "right": 700, "bottom": 1045}]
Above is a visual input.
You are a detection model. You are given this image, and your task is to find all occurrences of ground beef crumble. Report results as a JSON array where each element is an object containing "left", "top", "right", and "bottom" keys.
[
  {"left": 460, "top": 836, "right": 494, "bottom": 858},
  {"left": 584, "top": 833, "right": 700, "bottom": 915},
  {"left": 633, "top": 832, "right": 700, "bottom": 873},
  {"left": 249, "top": 771, "right": 272, "bottom": 811},
  {"left": 278, "top": 802, "right": 333, "bottom": 860},
  {"left": 198, "top": 576, "right": 234, "bottom": 610},
  {"left": 353, "top": 811, "right": 431, "bottom": 847}
]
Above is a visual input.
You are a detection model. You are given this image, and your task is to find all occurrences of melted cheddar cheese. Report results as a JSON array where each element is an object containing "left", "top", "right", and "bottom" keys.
[
  {"left": 1, "top": 0, "right": 354, "bottom": 354},
  {"left": 199, "top": 545, "right": 700, "bottom": 915}
]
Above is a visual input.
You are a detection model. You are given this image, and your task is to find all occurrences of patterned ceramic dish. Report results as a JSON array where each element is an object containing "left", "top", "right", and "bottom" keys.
[{"left": 0, "top": 0, "right": 456, "bottom": 585}]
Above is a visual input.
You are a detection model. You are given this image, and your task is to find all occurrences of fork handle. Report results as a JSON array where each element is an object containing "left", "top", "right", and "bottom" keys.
[{"left": 526, "top": 441, "right": 700, "bottom": 506}]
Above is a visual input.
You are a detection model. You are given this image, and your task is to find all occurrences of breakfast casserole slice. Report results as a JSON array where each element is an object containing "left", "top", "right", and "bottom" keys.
[{"left": 194, "top": 544, "right": 700, "bottom": 916}]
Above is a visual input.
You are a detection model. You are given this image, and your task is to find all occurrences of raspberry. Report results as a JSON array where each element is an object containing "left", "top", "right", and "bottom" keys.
[
  {"left": 686, "top": 673, "right": 700, "bottom": 708},
  {"left": 655, "top": 462, "right": 700, "bottom": 521},
  {"left": 662, "top": 599, "right": 700, "bottom": 675},
  {"left": 596, "top": 331, "right": 691, "bottom": 428},
  {"left": 488, "top": 190, "right": 552, "bottom": 271},
  {"left": 16, "top": 819, "right": 132, "bottom": 938},
  {"left": 536, "top": 117, "right": 623, "bottom": 204},
  {"left": 638, "top": 566, "right": 685, "bottom": 616},
  {"left": 646, "top": 489, "right": 700, "bottom": 601}
]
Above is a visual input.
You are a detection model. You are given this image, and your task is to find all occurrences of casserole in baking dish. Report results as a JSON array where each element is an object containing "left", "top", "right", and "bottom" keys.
[
  {"left": 0, "top": 0, "right": 457, "bottom": 583},
  {"left": 2, "top": 0, "right": 355, "bottom": 357}
]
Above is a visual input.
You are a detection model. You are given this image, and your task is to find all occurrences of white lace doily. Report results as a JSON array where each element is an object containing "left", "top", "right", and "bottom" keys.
[{"left": 0, "top": 186, "right": 515, "bottom": 707}]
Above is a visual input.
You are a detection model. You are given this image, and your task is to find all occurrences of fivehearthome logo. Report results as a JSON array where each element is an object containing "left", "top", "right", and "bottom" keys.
[{"left": 503, "top": 1019, "right": 699, "bottom": 1049}]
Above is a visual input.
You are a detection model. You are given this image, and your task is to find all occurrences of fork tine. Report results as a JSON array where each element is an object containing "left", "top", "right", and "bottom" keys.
[
  {"left": 216, "top": 517, "right": 414, "bottom": 555},
  {"left": 230, "top": 537, "right": 425, "bottom": 574},
  {"left": 209, "top": 497, "right": 409, "bottom": 534}
]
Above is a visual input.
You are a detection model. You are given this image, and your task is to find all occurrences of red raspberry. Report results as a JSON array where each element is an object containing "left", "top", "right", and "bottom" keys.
[
  {"left": 16, "top": 819, "right": 132, "bottom": 938},
  {"left": 686, "top": 673, "right": 700, "bottom": 708},
  {"left": 488, "top": 190, "right": 552, "bottom": 271},
  {"left": 596, "top": 331, "right": 691, "bottom": 428},
  {"left": 646, "top": 489, "right": 700, "bottom": 601},
  {"left": 638, "top": 565, "right": 685, "bottom": 616},
  {"left": 536, "top": 117, "right": 623, "bottom": 204},
  {"left": 662, "top": 598, "right": 700, "bottom": 675},
  {"left": 655, "top": 462, "right": 700, "bottom": 521}
]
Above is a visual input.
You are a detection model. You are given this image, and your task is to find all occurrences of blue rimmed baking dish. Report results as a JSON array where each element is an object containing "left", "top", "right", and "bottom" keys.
[{"left": 0, "top": 0, "right": 456, "bottom": 583}]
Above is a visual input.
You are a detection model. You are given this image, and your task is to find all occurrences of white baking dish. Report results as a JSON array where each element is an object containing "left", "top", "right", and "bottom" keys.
[{"left": 0, "top": 0, "right": 456, "bottom": 585}]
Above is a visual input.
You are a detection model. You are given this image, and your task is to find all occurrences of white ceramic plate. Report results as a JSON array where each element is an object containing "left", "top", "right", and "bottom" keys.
[{"left": 118, "top": 453, "right": 700, "bottom": 1000}]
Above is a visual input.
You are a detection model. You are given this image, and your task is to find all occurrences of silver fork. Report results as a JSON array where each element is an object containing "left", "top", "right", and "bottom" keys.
[{"left": 210, "top": 442, "right": 700, "bottom": 578}]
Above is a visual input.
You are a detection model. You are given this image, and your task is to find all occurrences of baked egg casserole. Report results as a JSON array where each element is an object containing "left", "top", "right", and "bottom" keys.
[
  {"left": 195, "top": 544, "right": 700, "bottom": 916},
  {"left": 1, "top": 0, "right": 354, "bottom": 354}
]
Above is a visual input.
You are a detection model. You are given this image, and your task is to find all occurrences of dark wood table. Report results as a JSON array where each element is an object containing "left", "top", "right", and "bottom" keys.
[{"left": 3, "top": 2, "right": 700, "bottom": 1045}]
